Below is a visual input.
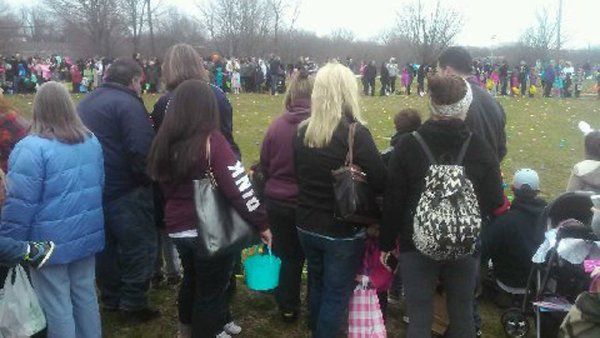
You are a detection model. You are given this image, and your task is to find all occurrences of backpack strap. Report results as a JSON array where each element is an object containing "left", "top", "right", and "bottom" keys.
[
  {"left": 412, "top": 131, "right": 437, "bottom": 165},
  {"left": 456, "top": 133, "right": 473, "bottom": 165},
  {"left": 345, "top": 123, "right": 357, "bottom": 166}
]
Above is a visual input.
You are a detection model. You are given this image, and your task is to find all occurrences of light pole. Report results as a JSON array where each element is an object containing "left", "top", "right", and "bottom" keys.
[
  {"left": 556, "top": 0, "right": 563, "bottom": 62},
  {"left": 490, "top": 35, "right": 497, "bottom": 62}
]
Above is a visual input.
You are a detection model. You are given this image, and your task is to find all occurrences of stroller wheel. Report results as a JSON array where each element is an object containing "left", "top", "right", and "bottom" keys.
[{"left": 501, "top": 308, "right": 530, "bottom": 337}]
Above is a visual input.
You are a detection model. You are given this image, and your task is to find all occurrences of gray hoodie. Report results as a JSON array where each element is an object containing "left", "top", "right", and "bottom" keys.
[{"left": 567, "top": 160, "right": 600, "bottom": 193}]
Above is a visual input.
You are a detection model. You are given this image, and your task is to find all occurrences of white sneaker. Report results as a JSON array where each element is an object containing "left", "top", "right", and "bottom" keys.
[
  {"left": 223, "top": 321, "right": 242, "bottom": 335},
  {"left": 215, "top": 331, "right": 231, "bottom": 338}
]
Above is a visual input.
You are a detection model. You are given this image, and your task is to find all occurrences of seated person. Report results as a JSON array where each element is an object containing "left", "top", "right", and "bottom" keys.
[
  {"left": 482, "top": 169, "right": 546, "bottom": 297},
  {"left": 381, "top": 108, "right": 421, "bottom": 164},
  {"left": 567, "top": 130, "right": 600, "bottom": 193}
]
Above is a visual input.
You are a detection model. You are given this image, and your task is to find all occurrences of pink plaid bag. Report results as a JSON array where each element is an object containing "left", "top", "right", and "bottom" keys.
[{"left": 348, "top": 282, "right": 387, "bottom": 338}]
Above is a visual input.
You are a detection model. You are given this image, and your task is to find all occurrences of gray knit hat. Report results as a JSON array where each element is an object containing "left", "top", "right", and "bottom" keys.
[{"left": 429, "top": 79, "right": 473, "bottom": 117}]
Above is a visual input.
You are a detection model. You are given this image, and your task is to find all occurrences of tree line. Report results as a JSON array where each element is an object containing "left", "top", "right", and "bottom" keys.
[{"left": 0, "top": 0, "right": 597, "bottom": 65}]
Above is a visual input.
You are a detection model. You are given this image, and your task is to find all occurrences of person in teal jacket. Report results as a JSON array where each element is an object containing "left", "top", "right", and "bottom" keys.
[{"left": 0, "top": 82, "right": 105, "bottom": 338}]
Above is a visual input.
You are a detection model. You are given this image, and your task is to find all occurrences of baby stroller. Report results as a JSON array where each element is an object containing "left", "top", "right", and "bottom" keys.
[{"left": 501, "top": 191, "right": 600, "bottom": 337}]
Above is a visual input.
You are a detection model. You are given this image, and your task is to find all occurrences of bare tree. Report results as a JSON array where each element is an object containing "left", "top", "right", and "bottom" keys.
[
  {"left": 0, "top": 1, "right": 20, "bottom": 54},
  {"left": 20, "top": 6, "right": 59, "bottom": 44},
  {"left": 121, "top": 0, "right": 147, "bottom": 54},
  {"left": 329, "top": 28, "right": 356, "bottom": 43},
  {"left": 395, "top": 0, "right": 463, "bottom": 64},
  {"left": 151, "top": 7, "right": 206, "bottom": 54},
  {"left": 44, "top": 0, "right": 124, "bottom": 56},
  {"left": 520, "top": 8, "right": 561, "bottom": 62},
  {"left": 266, "top": 0, "right": 300, "bottom": 49},
  {"left": 199, "top": 0, "right": 274, "bottom": 57}
]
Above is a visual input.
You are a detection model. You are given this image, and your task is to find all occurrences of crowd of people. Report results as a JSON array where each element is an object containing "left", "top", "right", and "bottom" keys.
[
  {"left": 0, "top": 43, "right": 599, "bottom": 338},
  {"left": 355, "top": 57, "right": 600, "bottom": 99},
  {"left": 4, "top": 51, "right": 598, "bottom": 100}
]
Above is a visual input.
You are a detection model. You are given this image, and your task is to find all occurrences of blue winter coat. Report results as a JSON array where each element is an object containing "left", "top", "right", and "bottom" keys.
[{"left": 0, "top": 135, "right": 105, "bottom": 265}]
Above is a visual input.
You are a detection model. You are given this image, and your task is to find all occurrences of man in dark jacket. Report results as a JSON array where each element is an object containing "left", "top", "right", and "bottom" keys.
[
  {"left": 78, "top": 59, "right": 159, "bottom": 322},
  {"left": 269, "top": 55, "right": 282, "bottom": 95},
  {"left": 364, "top": 61, "right": 377, "bottom": 96},
  {"left": 499, "top": 61, "right": 509, "bottom": 96},
  {"left": 482, "top": 169, "right": 546, "bottom": 294},
  {"left": 438, "top": 46, "right": 508, "bottom": 162}
]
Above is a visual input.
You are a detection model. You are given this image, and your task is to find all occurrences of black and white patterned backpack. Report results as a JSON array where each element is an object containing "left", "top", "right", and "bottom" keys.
[{"left": 412, "top": 131, "right": 481, "bottom": 260}]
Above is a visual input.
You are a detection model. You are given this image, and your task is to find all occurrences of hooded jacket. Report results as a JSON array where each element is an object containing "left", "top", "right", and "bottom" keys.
[
  {"left": 567, "top": 160, "right": 600, "bottom": 194},
  {"left": 482, "top": 195, "right": 547, "bottom": 288},
  {"left": 161, "top": 131, "right": 268, "bottom": 234},
  {"left": 380, "top": 119, "right": 504, "bottom": 252},
  {"left": 260, "top": 98, "right": 310, "bottom": 204}
]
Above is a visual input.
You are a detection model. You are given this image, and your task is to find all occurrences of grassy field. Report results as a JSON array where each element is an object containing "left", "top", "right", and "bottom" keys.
[{"left": 4, "top": 87, "right": 600, "bottom": 337}]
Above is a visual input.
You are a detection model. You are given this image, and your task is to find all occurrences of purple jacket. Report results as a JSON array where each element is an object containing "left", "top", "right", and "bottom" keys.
[
  {"left": 260, "top": 99, "right": 311, "bottom": 204},
  {"left": 161, "top": 131, "right": 268, "bottom": 234}
]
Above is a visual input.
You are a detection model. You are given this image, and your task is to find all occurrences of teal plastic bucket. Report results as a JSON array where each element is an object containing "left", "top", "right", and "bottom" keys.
[{"left": 244, "top": 246, "right": 281, "bottom": 291}]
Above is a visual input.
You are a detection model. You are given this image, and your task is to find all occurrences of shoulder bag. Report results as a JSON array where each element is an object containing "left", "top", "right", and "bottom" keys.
[
  {"left": 193, "top": 137, "right": 256, "bottom": 257},
  {"left": 331, "top": 123, "right": 381, "bottom": 225}
]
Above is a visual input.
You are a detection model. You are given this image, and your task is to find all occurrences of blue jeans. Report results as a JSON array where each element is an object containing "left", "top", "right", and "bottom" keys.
[
  {"left": 173, "top": 237, "right": 236, "bottom": 337},
  {"left": 0, "top": 236, "right": 27, "bottom": 267},
  {"left": 96, "top": 186, "right": 157, "bottom": 311},
  {"left": 298, "top": 229, "right": 365, "bottom": 338},
  {"left": 30, "top": 255, "right": 101, "bottom": 338}
]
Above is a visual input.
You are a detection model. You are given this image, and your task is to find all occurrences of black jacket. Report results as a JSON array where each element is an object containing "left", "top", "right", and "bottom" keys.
[
  {"left": 466, "top": 80, "right": 508, "bottom": 161},
  {"left": 379, "top": 119, "right": 504, "bottom": 252},
  {"left": 482, "top": 196, "right": 546, "bottom": 288},
  {"left": 294, "top": 120, "right": 386, "bottom": 238},
  {"left": 365, "top": 64, "right": 377, "bottom": 80}
]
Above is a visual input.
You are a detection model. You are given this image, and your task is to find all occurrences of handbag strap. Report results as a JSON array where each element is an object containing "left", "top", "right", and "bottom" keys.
[
  {"left": 345, "top": 123, "right": 357, "bottom": 166},
  {"left": 204, "top": 136, "right": 217, "bottom": 187}
]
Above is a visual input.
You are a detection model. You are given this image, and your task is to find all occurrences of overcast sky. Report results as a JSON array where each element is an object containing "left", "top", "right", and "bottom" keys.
[
  {"left": 170, "top": 0, "right": 598, "bottom": 49},
  {"left": 23, "top": 0, "right": 598, "bottom": 48}
]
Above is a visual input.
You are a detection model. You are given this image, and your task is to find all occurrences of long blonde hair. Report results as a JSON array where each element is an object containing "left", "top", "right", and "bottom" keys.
[
  {"left": 162, "top": 43, "right": 209, "bottom": 91},
  {"left": 303, "top": 62, "right": 363, "bottom": 148},
  {"left": 30, "top": 82, "right": 89, "bottom": 144}
]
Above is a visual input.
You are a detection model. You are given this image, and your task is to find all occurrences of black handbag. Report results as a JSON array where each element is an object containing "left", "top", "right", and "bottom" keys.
[
  {"left": 331, "top": 123, "right": 381, "bottom": 225},
  {"left": 193, "top": 138, "right": 255, "bottom": 257}
]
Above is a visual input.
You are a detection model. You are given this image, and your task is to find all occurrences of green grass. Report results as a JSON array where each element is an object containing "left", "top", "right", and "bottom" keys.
[{"left": 4, "top": 87, "right": 600, "bottom": 337}]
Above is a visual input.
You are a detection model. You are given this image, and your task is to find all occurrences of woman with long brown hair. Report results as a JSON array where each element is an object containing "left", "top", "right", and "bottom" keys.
[
  {"left": 148, "top": 80, "right": 271, "bottom": 338},
  {"left": 0, "top": 82, "right": 105, "bottom": 338},
  {"left": 149, "top": 43, "right": 241, "bottom": 298}
]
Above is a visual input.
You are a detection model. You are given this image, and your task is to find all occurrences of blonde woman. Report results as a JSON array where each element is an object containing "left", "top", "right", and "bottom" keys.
[
  {"left": 259, "top": 69, "right": 313, "bottom": 322},
  {"left": 0, "top": 82, "right": 105, "bottom": 338},
  {"left": 293, "top": 63, "right": 386, "bottom": 337}
]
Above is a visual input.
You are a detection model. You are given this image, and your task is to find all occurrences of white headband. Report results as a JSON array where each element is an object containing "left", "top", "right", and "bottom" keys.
[{"left": 429, "top": 79, "right": 473, "bottom": 117}]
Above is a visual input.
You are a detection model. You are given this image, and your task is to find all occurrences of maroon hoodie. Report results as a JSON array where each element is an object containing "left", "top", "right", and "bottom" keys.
[
  {"left": 260, "top": 99, "right": 311, "bottom": 204},
  {"left": 161, "top": 130, "right": 268, "bottom": 234}
]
